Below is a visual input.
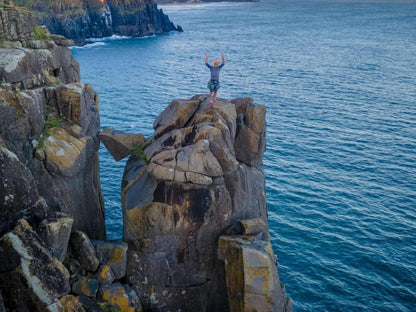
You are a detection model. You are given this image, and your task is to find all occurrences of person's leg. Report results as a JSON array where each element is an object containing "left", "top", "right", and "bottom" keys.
[
  {"left": 213, "top": 91, "right": 217, "bottom": 102},
  {"left": 209, "top": 91, "right": 213, "bottom": 103}
]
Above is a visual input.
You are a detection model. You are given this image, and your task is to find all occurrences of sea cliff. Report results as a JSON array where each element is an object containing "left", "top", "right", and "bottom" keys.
[
  {"left": 13, "top": 0, "right": 182, "bottom": 45},
  {"left": 120, "top": 95, "right": 293, "bottom": 311},
  {"left": 0, "top": 3, "right": 291, "bottom": 311},
  {"left": 0, "top": 1, "right": 105, "bottom": 239}
]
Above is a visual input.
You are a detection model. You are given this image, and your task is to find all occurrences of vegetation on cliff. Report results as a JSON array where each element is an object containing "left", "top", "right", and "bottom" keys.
[{"left": 14, "top": 0, "right": 181, "bottom": 44}]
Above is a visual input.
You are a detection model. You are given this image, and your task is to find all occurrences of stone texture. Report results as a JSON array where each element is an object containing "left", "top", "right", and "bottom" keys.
[
  {"left": 0, "top": 4, "right": 35, "bottom": 43},
  {"left": 96, "top": 264, "right": 116, "bottom": 286},
  {"left": 35, "top": 211, "right": 73, "bottom": 261},
  {"left": 91, "top": 240, "right": 128, "bottom": 280},
  {"left": 153, "top": 98, "right": 201, "bottom": 138},
  {"left": 122, "top": 95, "right": 290, "bottom": 311},
  {"left": 239, "top": 218, "right": 269, "bottom": 236},
  {"left": 69, "top": 231, "right": 100, "bottom": 272},
  {"left": 77, "top": 295, "right": 103, "bottom": 312},
  {"left": 218, "top": 235, "right": 289, "bottom": 312},
  {"left": 0, "top": 4, "right": 105, "bottom": 240},
  {"left": 72, "top": 276, "right": 99, "bottom": 298},
  {"left": 45, "top": 294, "right": 86, "bottom": 312},
  {"left": 0, "top": 219, "right": 70, "bottom": 311},
  {"left": 0, "top": 292, "right": 5, "bottom": 312},
  {"left": 0, "top": 144, "right": 40, "bottom": 236},
  {"left": 99, "top": 128, "right": 145, "bottom": 161},
  {"left": 43, "top": 127, "right": 87, "bottom": 177},
  {"left": 99, "top": 283, "right": 142, "bottom": 312}
]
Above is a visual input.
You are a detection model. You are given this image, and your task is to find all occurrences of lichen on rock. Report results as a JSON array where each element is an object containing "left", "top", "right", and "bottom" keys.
[{"left": 121, "top": 95, "right": 292, "bottom": 311}]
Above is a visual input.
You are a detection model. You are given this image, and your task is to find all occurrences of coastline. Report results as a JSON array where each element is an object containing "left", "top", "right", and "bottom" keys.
[{"left": 158, "top": 0, "right": 257, "bottom": 6}]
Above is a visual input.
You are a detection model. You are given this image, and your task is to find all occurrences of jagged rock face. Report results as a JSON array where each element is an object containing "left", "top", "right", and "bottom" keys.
[
  {"left": 218, "top": 233, "right": 293, "bottom": 312},
  {"left": 0, "top": 219, "right": 71, "bottom": 311},
  {"left": 0, "top": 4, "right": 36, "bottom": 44},
  {"left": 0, "top": 214, "right": 139, "bottom": 311},
  {"left": 14, "top": 0, "right": 180, "bottom": 44},
  {"left": 121, "top": 95, "right": 283, "bottom": 310},
  {"left": 0, "top": 5, "right": 105, "bottom": 239}
]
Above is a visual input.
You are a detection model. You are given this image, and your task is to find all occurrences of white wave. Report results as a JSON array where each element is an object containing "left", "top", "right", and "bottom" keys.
[
  {"left": 88, "top": 34, "right": 132, "bottom": 42},
  {"left": 70, "top": 42, "right": 106, "bottom": 49}
]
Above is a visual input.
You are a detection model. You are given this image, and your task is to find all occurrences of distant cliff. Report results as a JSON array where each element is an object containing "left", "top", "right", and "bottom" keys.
[
  {"left": 155, "top": 0, "right": 256, "bottom": 4},
  {"left": 13, "top": 0, "right": 182, "bottom": 45}
]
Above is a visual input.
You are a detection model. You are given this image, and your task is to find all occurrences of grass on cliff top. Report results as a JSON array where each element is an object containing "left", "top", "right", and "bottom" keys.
[{"left": 33, "top": 25, "right": 51, "bottom": 40}]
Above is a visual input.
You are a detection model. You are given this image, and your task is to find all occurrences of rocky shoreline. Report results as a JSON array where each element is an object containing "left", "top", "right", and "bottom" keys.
[
  {"left": 13, "top": 0, "right": 182, "bottom": 45},
  {"left": 0, "top": 2, "right": 292, "bottom": 311},
  {"left": 157, "top": 0, "right": 257, "bottom": 5}
]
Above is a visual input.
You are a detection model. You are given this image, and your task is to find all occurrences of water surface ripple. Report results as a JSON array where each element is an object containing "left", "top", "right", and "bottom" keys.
[{"left": 72, "top": 1, "right": 416, "bottom": 310}]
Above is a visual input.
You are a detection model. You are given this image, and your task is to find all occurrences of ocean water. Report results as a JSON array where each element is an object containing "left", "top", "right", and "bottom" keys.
[{"left": 71, "top": 0, "right": 416, "bottom": 311}]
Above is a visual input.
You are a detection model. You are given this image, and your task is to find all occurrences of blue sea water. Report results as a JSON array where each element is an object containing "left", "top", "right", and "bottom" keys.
[{"left": 71, "top": 0, "right": 416, "bottom": 310}]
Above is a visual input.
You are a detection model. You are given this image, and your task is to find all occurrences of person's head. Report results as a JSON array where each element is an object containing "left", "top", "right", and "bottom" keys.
[{"left": 214, "top": 60, "right": 219, "bottom": 67}]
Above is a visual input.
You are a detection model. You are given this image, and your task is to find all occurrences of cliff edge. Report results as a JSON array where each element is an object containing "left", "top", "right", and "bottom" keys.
[
  {"left": 0, "top": 2, "right": 105, "bottom": 239},
  {"left": 13, "top": 0, "right": 182, "bottom": 45},
  {"left": 121, "top": 95, "right": 293, "bottom": 311}
]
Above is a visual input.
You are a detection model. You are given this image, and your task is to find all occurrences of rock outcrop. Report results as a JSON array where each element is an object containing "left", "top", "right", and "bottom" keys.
[
  {"left": 99, "top": 128, "right": 145, "bottom": 161},
  {"left": 0, "top": 215, "right": 140, "bottom": 311},
  {"left": 13, "top": 0, "right": 182, "bottom": 45},
  {"left": 121, "top": 95, "right": 292, "bottom": 311},
  {"left": 0, "top": 3, "right": 105, "bottom": 239},
  {"left": 0, "top": 4, "right": 292, "bottom": 311}
]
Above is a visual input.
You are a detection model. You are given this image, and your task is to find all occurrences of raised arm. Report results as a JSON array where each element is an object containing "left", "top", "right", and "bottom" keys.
[
  {"left": 205, "top": 53, "right": 208, "bottom": 64},
  {"left": 221, "top": 53, "right": 225, "bottom": 64}
]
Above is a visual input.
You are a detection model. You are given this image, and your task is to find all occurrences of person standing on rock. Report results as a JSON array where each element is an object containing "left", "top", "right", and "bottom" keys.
[{"left": 205, "top": 53, "right": 225, "bottom": 104}]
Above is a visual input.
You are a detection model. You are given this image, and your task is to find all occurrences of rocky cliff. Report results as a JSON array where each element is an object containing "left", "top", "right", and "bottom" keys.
[
  {"left": 0, "top": 2, "right": 105, "bottom": 239},
  {"left": 0, "top": 3, "right": 292, "bottom": 311},
  {"left": 121, "top": 95, "right": 293, "bottom": 311},
  {"left": 0, "top": 4, "right": 131, "bottom": 311},
  {"left": 13, "top": 0, "right": 181, "bottom": 45}
]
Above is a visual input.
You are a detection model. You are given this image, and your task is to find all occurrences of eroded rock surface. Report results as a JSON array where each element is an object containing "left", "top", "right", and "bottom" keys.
[
  {"left": 122, "top": 95, "right": 291, "bottom": 311},
  {"left": 0, "top": 3, "right": 105, "bottom": 239},
  {"left": 99, "top": 128, "right": 145, "bottom": 161},
  {"left": 13, "top": 0, "right": 181, "bottom": 45},
  {"left": 0, "top": 219, "right": 71, "bottom": 311}
]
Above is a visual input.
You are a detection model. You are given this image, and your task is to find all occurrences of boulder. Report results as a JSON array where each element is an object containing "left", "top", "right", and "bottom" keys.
[
  {"left": 91, "top": 240, "right": 128, "bottom": 280},
  {"left": 218, "top": 235, "right": 290, "bottom": 312},
  {"left": 69, "top": 231, "right": 100, "bottom": 272},
  {"left": 153, "top": 98, "right": 201, "bottom": 139},
  {"left": 72, "top": 276, "right": 99, "bottom": 298},
  {"left": 43, "top": 127, "right": 87, "bottom": 177},
  {"left": 35, "top": 212, "right": 74, "bottom": 261},
  {"left": 239, "top": 218, "right": 269, "bottom": 236},
  {"left": 99, "top": 283, "right": 142, "bottom": 312},
  {"left": 99, "top": 128, "right": 145, "bottom": 161},
  {"left": 45, "top": 295, "right": 86, "bottom": 312},
  {"left": 77, "top": 295, "right": 103, "bottom": 312},
  {"left": 96, "top": 265, "right": 116, "bottom": 286},
  {"left": 0, "top": 219, "right": 70, "bottom": 311}
]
